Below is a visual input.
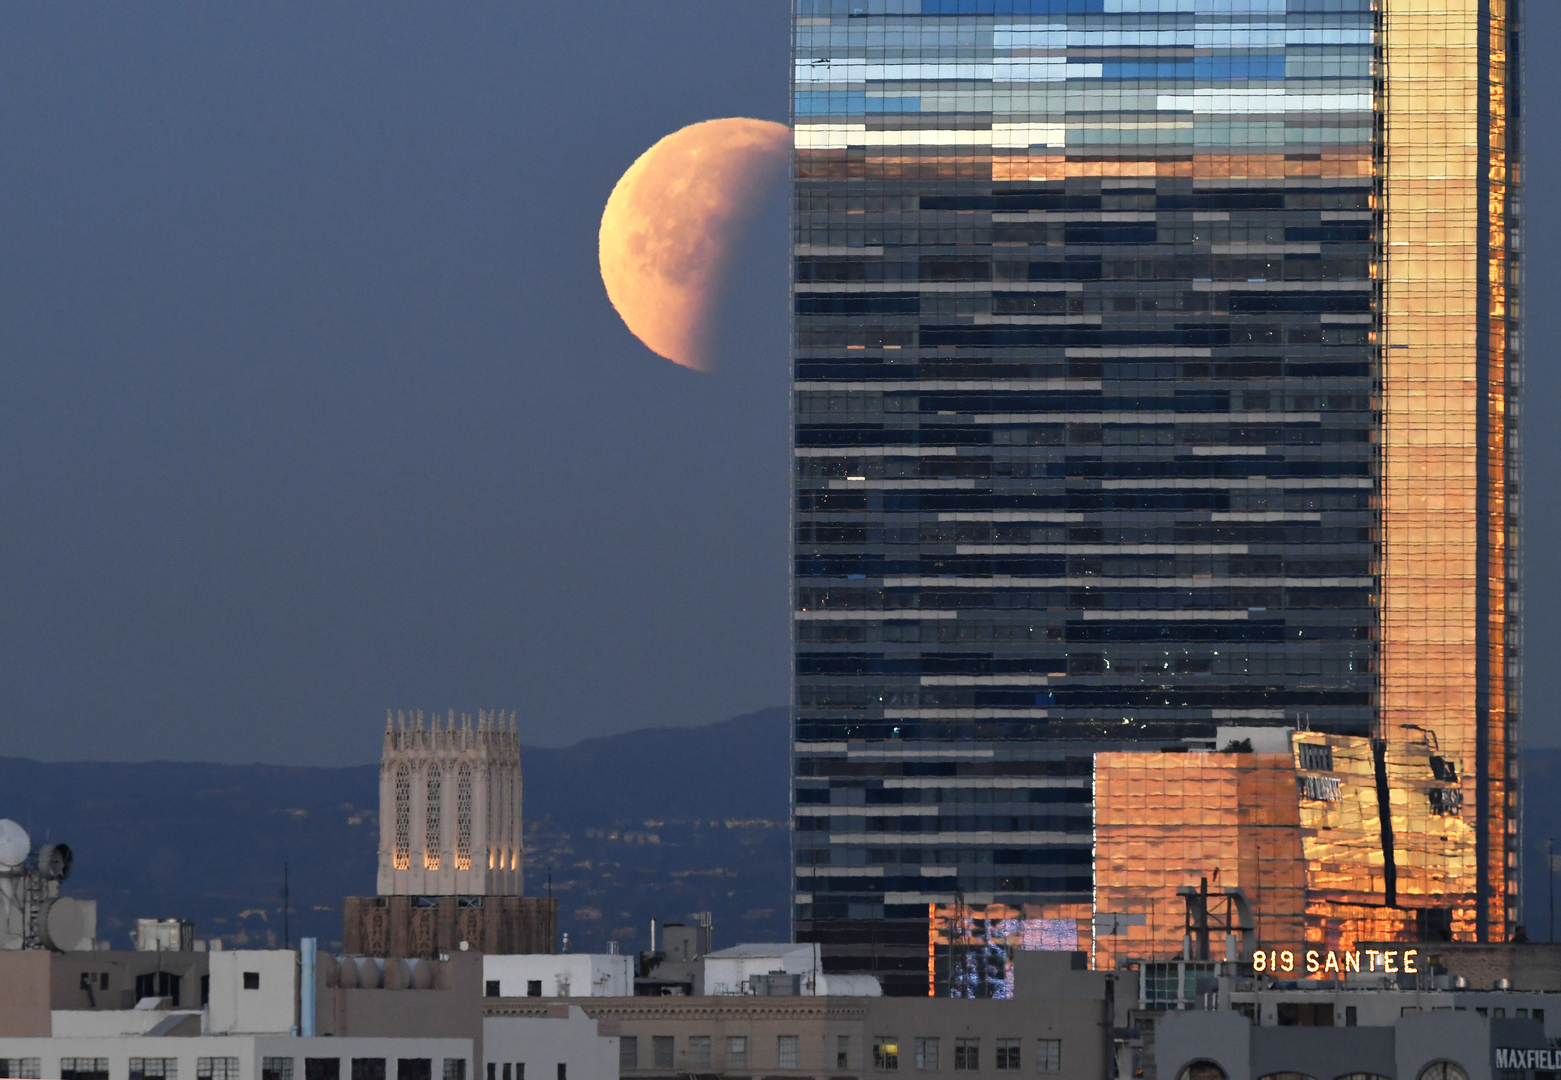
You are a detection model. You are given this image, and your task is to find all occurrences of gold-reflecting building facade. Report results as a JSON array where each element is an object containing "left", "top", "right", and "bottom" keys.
[
  {"left": 1093, "top": 751, "right": 1307, "bottom": 972},
  {"left": 1092, "top": 731, "right": 1484, "bottom": 967},
  {"left": 1378, "top": 0, "right": 1521, "bottom": 944}
]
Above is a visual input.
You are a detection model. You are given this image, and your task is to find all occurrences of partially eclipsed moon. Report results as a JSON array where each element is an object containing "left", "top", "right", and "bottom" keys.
[{"left": 599, "top": 117, "right": 790, "bottom": 371}]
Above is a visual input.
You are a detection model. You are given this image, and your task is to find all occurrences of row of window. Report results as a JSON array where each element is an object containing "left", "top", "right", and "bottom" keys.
[
  {"left": 875, "top": 1037, "right": 1061, "bottom": 1072},
  {"left": 618, "top": 1036, "right": 1061, "bottom": 1072},
  {"left": 799, "top": 847, "right": 1090, "bottom": 867},
  {"left": 483, "top": 1064, "right": 567, "bottom": 1080},
  {"left": 52, "top": 1061, "right": 250, "bottom": 1080},
  {"left": 793, "top": 326, "right": 1371, "bottom": 350},
  {"left": 797, "top": 256, "right": 1373, "bottom": 284},
  {"left": 272, "top": 1059, "right": 464, "bottom": 1080},
  {"left": 798, "top": 190, "right": 1372, "bottom": 213},
  {"left": 797, "top": 786, "right": 1088, "bottom": 805}
]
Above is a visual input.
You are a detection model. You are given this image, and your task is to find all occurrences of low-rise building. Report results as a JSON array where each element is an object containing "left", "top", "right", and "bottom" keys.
[
  {"left": 489, "top": 951, "right": 1124, "bottom": 1080},
  {"left": 0, "top": 949, "right": 214, "bottom": 1037},
  {"left": 1, "top": 942, "right": 614, "bottom": 1080},
  {"left": 0, "top": 1034, "right": 473, "bottom": 1080},
  {"left": 483, "top": 1007, "right": 619, "bottom": 1080},
  {"left": 1126, "top": 956, "right": 1561, "bottom": 1080},
  {"left": 700, "top": 944, "right": 823, "bottom": 997},
  {"left": 1156, "top": 1009, "right": 1549, "bottom": 1080}
]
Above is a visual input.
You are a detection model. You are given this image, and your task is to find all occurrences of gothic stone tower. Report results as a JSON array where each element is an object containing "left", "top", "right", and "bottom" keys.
[{"left": 376, "top": 709, "right": 523, "bottom": 896}]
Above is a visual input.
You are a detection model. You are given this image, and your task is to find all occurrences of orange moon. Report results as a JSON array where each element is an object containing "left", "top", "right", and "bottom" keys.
[{"left": 599, "top": 117, "right": 790, "bottom": 371}]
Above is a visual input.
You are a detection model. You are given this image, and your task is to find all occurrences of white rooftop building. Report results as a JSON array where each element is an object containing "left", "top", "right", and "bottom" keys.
[
  {"left": 482, "top": 955, "right": 633, "bottom": 1000},
  {"left": 701, "top": 943, "right": 880, "bottom": 997}
]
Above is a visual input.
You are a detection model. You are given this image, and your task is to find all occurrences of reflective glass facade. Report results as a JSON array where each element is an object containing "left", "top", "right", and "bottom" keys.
[
  {"left": 1092, "top": 734, "right": 1479, "bottom": 969},
  {"left": 790, "top": 0, "right": 1520, "bottom": 992}
]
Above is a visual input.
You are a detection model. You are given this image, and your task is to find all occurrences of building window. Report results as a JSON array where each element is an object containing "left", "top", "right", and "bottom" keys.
[
  {"left": 874, "top": 1039, "right": 899, "bottom": 1071},
  {"left": 0, "top": 1061, "right": 41, "bottom": 1080},
  {"left": 305, "top": 1060, "right": 340, "bottom": 1080},
  {"left": 135, "top": 971, "right": 182, "bottom": 1004},
  {"left": 60, "top": 1061, "right": 108, "bottom": 1080},
  {"left": 1277, "top": 1002, "right": 1334, "bottom": 1027},
  {"left": 1345, "top": 1006, "right": 1357, "bottom": 1027},
  {"left": 351, "top": 1061, "right": 386, "bottom": 1080},
  {"left": 397, "top": 1061, "right": 431, "bottom": 1080},
  {"left": 556, "top": 1068, "right": 565, "bottom": 1080},
  {"left": 689, "top": 1038, "right": 712, "bottom": 1069},
  {"left": 527, "top": 980, "right": 542, "bottom": 997},
  {"left": 726, "top": 1037, "right": 747, "bottom": 1069},
  {"left": 199, "top": 1060, "right": 241, "bottom": 1080},
  {"left": 244, "top": 971, "right": 261, "bottom": 990},
  {"left": 501, "top": 1067, "right": 510, "bottom": 1080},
  {"left": 1036, "top": 1041, "right": 1061, "bottom": 1073},
  {"left": 619, "top": 1038, "right": 637, "bottom": 1071},
  {"left": 653, "top": 1038, "right": 674, "bottom": 1070},
  {"left": 778, "top": 1036, "right": 801, "bottom": 1070},
  {"left": 1418, "top": 1065, "right": 1469, "bottom": 1080},
  {"left": 915, "top": 1039, "right": 939, "bottom": 1071},
  {"left": 425, "top": 764, "right": 443, "bottom": 870},
  {"left": 131, "top": 1060, "right": 178, "bottom": 1080},
  {"left": 442, "top": 1063, "right": 465, "bottom": 1080},
  {"left": 485, "top": 980, "right": 501, "bottom": 997},
  {"left": 394, "top": 764, "right": 412, "bottom": 869},
  {"left": 838, "top": 1036, "right": 851, "bottom": 1069},
  {"left": 955, "top": 1040, "right": 979, "bottom": 1071},
  {"left": 456, "top": 764, "right": 474, "bottom": 870},
  {"left": 996, "top": 1041, "right": 1020, "bottom": 1070}
]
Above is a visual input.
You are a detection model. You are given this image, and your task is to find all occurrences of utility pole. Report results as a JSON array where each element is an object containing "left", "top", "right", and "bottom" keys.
[
  {"left": 283, "top": 863, "right": 290, "bottom": 950},
  {"left": 1550, "top": 838, "right": 1555, "bottom": 943}
]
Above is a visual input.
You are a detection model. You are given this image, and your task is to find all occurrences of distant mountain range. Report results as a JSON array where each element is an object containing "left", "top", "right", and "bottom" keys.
[
  {"left": 5, "top": 713, "right": 1561, "bottom": 953},
  {"left": 0, "top": 706, "right": 790, "bottom": 955}
]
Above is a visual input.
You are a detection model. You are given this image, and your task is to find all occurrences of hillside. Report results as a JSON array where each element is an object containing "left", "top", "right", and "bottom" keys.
[
  {"left": 6, "top": 718, "right": 1561, "bottom": 953},
  {"left": 0, "top": 706, "right": 790, "bottom": 954}
]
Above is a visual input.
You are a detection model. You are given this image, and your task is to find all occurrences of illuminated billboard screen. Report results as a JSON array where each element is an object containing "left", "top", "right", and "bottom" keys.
[{"left": 927, "top": 903, "right": 1084, "bottom": 998}]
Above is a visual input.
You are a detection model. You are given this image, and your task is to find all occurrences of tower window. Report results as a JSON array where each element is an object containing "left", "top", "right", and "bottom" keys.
[
  {"left": 425, "top": 765, "right": 442, "bottom": 870},
  {"left": 393, "top": 765, "right": 412, "bottom": 870},
  {"left": 456, "top": 765, "right": 474, "bottom": 871}
]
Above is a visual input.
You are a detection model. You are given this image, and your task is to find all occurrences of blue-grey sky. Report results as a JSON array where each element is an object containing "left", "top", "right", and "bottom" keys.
[
  {"left": 1, "top": 3, "right": 1558, "bottom": 763},
  {"left": 0, "top": 3, "right": 791, "bottom": 763}
]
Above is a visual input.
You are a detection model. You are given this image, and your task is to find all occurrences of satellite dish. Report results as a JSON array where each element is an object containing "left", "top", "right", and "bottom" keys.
[
  {"left": 41, "top": 897, "right": 94, "bottom": 952},
  {"left": 0, "top": 820, "right": 29, "bottom": 870},
  {"left": 37, "top": 843, "right": 72, "bottom": 882}
]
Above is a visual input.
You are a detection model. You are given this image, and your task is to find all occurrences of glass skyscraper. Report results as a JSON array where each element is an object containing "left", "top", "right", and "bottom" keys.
[{"left": 790, "top": 0, "right": 1520, "bottom": 994}]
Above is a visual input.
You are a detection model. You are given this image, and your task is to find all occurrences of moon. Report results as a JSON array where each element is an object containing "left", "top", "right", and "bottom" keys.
[{"left": 599, "top": 117, "right": 790, "bottom": 371}]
